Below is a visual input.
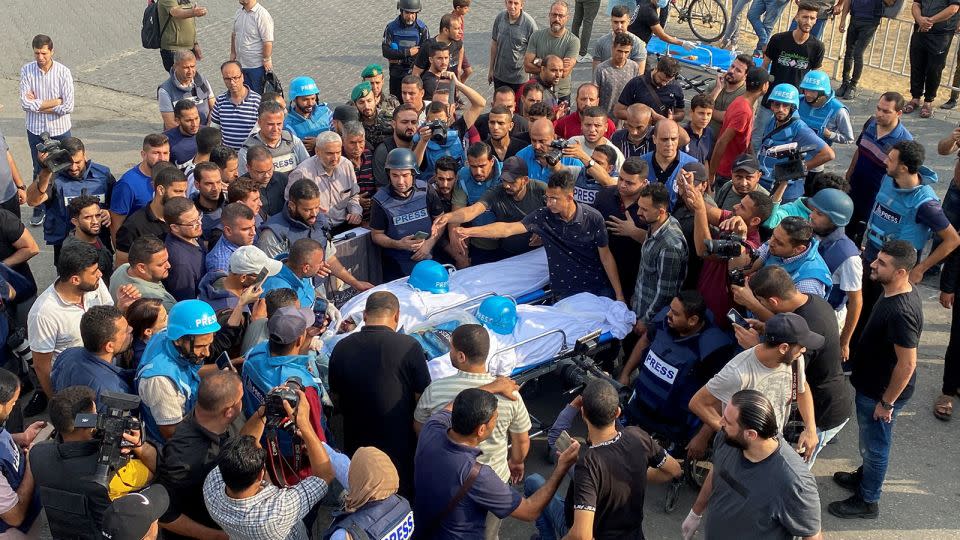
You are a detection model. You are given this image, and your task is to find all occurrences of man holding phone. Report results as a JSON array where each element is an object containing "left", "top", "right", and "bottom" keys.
[{"left": 0, "top": 368, "right": 45, "bottom": 537}]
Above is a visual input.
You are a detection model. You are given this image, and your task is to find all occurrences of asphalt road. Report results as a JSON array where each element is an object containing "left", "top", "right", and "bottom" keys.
[{"left": 1, "top": 1, "right": 959, "bottom": 538}]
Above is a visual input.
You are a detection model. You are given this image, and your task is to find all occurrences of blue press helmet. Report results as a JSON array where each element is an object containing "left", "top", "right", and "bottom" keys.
[
  {"left": 288, "top": 76, "right": 319, "bottom": 100},
  {"left": 768, "top": 83, "right": 800, "bottom": 109},
  {"left": 409, "top": 260, "right": 449, "bottom": 294},
  {"left": 807, "top": 188, "right": 854, "bottom": 227},
  {"left": 167, "top": 300, "right": 221, "bottom": 340},
  {"left": 799, "top": 70, "right": 833, "bottom": 99},
  {"left": 476, "top": 296, "right": 518, "bottom": 336}
]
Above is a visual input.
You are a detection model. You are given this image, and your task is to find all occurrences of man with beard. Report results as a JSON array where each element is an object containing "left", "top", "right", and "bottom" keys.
[
  {"left": 382, "top": 0, "right": 431, "bottom": 99},
  {"left": 116, "top": 165, "right": 188, "bottom": 266},
  {"left": 163, "top": 196, "right": 208, "bottom": 302},
  {"left": 554, "top": 83, "right": 616, "bottom": 139},
  {"left": 714, "top": 153, "right": 769, "bottom": 212},
  {"left": 283, "top": 76, "right": 332, "bottom": 155},
  {"left": 206, "top": 203, "right": 257, "bottom": 273},
  {"left": 615, "top": 57, "right": 685, "bottom": 123},
  {"left": 414, "top": 14, "right": 466, "bottom": 79},
  {"left": 212, "top": 61, "right": 262, "bottom": 151},
  {"left": 682, "top": 389, "right": 823, "bottom": 540},
  {"left": 287, "top": 131, "right": 362, "bottom": 230},
  {"left": 428, "top": 157, "right": 459, "bottom": 265},
  {"left": 710, "top": 67, "right": 771, "bottom": 187},
  {"left": 237, "top": 100, "right": 309, "bottom": 176},
  {"left": 640, "top": 120, "right": 697, "bottom": 211},
  {"left": 64, "top": 196, "right": 113, "bottom": 284},
  {"left": 158, "top": 51, "right": 214, "bottom": 130},
  {"left": 524, "top": 1, "right": 579, "bottom": 102},
  {"left": 689, "top": 313, "right": 822, "bottom": 468},
  {"left": 516, "top": 56, "right": 564, "bottom": 116},
  {"left": 361, "top": 64, "right": 401, "bottom": 119},
  {"left": 485, "top": 105, "right": 527, "bottom": 162},
  {"left": 373, "top": 104, "right": 419, "bottom": 188},
  {"left": 109, "top": 235, "right": 176, "bottom": 312},
  {"left": 707, "top": 54, "right": 751, "bottom": 137},
  {"left": 444, "top": 143, "right": 502, "bottom": 264},
  {"left": 434, "top": 156, "right": 547, "bottom": 262},
  {"left": 569, "top": 106, "right": 625, "bottom": 170},
  {"left": 241, "top": 144, "right": 286, "bottom": 218},
  {"left": 610, "top": 104, "right": 655, "bottom": 160},
  {"left": 341, "top": 122, "right": 376, "bottom": 220},
  {"left": 515, "top": 118, "right": 582, "bottom": 184},
  {"left": 51, "top": 306, "right": 135, "bottom": 401},
  {"left": 191, "top": 162, "right": 228, "bottom": 245},
  {"left": 351, "top": 82, "right": 393, "bottom": 150},
  {"left": 400, "top": 76, "right": 429, "bottom": 121},
  {"left": 371, "top": 148, "right": 441, "bottom": 279},
  {"left": 111, "top": 134, "right": 171, "bottom": 240},
  {"left": 591, "top": 5, "right": 647, "bottom": 75},
  {"left": 597, "top": 157, "right": 647, "bottom": 302},
  {"left": 419, "top": 43, "right": 455, "bottom": 101},
  {"left": 164, "top": 100, "right": 202, "bottom": 168}
]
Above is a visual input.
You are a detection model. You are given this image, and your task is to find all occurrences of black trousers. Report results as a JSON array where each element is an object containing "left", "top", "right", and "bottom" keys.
[
  {"left": 841, "top": 18, "right": 881, "bottom": 85},
  {"left": 909, "top": 31, "right": 953, "bottom": 102},
  {"left": 944, "top": 298, "right": 960, "bottom": 395}
]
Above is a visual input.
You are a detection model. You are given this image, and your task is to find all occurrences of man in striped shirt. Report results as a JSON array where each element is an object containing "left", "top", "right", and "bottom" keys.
[
  {"left": 19, "top": 34, "right": 74, "bottom": 227},
  {"left": 212, "top": 62, "right": 262, "bottom": 151}
]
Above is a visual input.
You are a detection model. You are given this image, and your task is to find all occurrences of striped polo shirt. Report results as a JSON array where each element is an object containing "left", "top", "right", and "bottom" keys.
[
  {"left": 211, "top": 88, "right": 262, "bottom": 149},
  {"left": 19, "top": 60, "right": 74, "bottom": 136}
]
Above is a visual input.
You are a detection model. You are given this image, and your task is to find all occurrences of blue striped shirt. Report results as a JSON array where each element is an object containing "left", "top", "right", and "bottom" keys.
[
  {"left": 19, "top": 61, "right": 74, "bottom": 136},
  {"left": 211, "top": 88, "right": 261, "bottom": 150}
]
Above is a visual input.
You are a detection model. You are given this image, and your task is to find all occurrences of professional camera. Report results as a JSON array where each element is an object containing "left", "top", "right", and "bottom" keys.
[
  {"left": 728, "top": 267, "right": 747, "bottom": 287},
  {"left": 425, "top": 120, "right": 448, "bottom": 144},
  {"left": 764, "top": 142, "right": 819, "bottom": 183},
  {"left": 703, "top": 233, "right": 751, "bottom": 259},
  {"left": 34, "top": 132, "right": 73, "bottom": 174},
  {"left": 264, "top": 376, "right": 305, "bottom": 430},
  {"left": 74, "top": 391, "right": 142, "bottom": 488},
  {"left": 543, "top": 138, "right": 572, "bottom": 167}
]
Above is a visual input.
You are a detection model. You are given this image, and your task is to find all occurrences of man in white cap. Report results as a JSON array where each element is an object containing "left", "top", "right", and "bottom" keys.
[
  {"left": 100, "top": 484, "right": 170, "bottom": 540},
  {"left": 198, "top": 245, "right": 280, "bottom": 313}
]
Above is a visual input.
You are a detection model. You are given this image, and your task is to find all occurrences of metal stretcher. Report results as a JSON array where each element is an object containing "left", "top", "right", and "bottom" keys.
[{"left": 646, "top": 37, "right": 763, "bottom": 93}]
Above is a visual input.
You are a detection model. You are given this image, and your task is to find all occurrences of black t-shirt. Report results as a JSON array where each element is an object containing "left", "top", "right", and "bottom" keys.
[
  {"left": 479, "top": 180, "right": 547, "bottom": 255},
  {"left": 422, "top": 70, "right": 457, "bottom": 101},
  {"left": 793, "top": 295, "right": 852, "bottom": 430},
  {"left": 762, "top": 32, "right": 824, "bottom": 106},
  {"left": 0, "top": 208, "right": 35, "bottom": 285},
  {"left": 414, "top": 38, "right": 464, "bottom": 73},
  {"left": 485, "top": 136, "right": 529, "bottom": 162},
  {"left": 475, "top": 113, "right": 530, "bottom": 141},
  {"left": 594, "top": 186, "right": 645, "bottom": 301},
  {"left": 618, "top": 73, "right": 685, "bottom": 118},
  {"left": 850, "top": 288, "right": 923, "bottom": 402},
  {"left": 629, "top": 3, "right": 661, "bottom": 43},
  {"left": 116, "top": 204, "right": 168, "bottom": 253},
  {"left": 563, "top": 427, "right": 667, "bottom": 539},
  {"left": 328, "top": 325, "right": 432, "bottom": 496}
]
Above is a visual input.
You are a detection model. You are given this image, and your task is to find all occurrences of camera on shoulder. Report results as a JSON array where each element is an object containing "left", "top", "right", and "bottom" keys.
[
  {"left": 74, "top": 391, "right": 142, "bottom": 488},
  {"left": 34, "top": 132, "right": 73, "bottom": 174}
]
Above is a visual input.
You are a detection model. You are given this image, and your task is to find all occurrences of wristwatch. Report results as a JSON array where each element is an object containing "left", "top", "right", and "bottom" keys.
[
  {"left": 880, "top": 400, "right": 894, "bottom": 411},
  {"left": 586, "top": 159, "right": 596, "bottom": 168}
]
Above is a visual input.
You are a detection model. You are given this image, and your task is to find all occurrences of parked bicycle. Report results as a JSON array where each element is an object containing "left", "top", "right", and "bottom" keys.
[{"left": 666, "top": 0, "right": 729, "bottom": 43}]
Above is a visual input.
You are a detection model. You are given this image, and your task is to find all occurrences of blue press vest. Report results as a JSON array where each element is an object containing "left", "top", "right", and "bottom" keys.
[
  {"left": 323, "top": 495, "right": 415, "bottom": 540},
  {"left": 765, "top": 237, "right": 833, "bottom": 291},
  {"left": 243, "top": 131, "right": 300, "bottom": 173},
  {"left": 0, "top": 430, "right": 38, "bottom": 533},
  {"left": 241, "top": 342, "right": 323, "bottom": 417},
  {"left": 627, "top": 309, "right": 732, "bottom": 441},
  {"left": 158, "top": 72, "right": 212, "bottom": 125},
  {"left": 385, "top": 18, "right": 428, "bottom": 68},
  {"left": 284, "top": 103, "right": 333, "bottom": 141},
  {"left": 640, "top": 151, "right": 698, "bottom": 211},
  {"left": 799, "top": 98, "right": 847, "bottom": 144},
  {"left": 866, "top": 170, "right": 940, "bottom": 253},
  {"left": 420, "top": 131, "right": 467, "bottom": 182},
  {"left": 261, "top": 207, "right": 332, "bottom": 254},
  {"left": 45, "top": 162, "right": 112, "bottom": 245},
  {"left": 758, "top": 115, "right": 806, "bottom": 200},
  {"left": 819, "top": 227, "right": 861, "bottom": 310},
  {"left": 135, "top": 331, "right": 202, "bottom": 443},
  {"left": 373, "top": 185, "right": 432, "bottom": 262},
  {"left": 456, "top": 160, "right": 503, "bottom": 227},
  {"left": 573, "top": 169, "right": 603, "bottom": 206}
]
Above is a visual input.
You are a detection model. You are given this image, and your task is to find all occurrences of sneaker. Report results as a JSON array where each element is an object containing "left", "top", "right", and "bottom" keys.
[
  {"left": 828, "top": 494, "right": 879, "bottom": 519},
  {"left": 28, "top": 212, "right": 44, "bottom": 227},
  {"left": 836, "top": 82, "right": 849, "bottom": 99},
  {"left": 577, "top": 54, "right": 593, "bottom": 63},
  {"left": 842, "top": 85, "right": 859, "bottom": 100},
  {"left": 23, "top": 391, "right": 47, "bottom": 417},
  {"left": 833, "top": 467, "right": 863, "bottom": 491}
]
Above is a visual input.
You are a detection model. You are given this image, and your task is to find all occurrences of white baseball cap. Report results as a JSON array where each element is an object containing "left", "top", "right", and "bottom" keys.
[{"left": 229, "top": 245, "right": 283, "bottom": 276}]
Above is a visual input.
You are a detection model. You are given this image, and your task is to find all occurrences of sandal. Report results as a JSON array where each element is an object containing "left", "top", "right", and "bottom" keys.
[
  {"left": 903, "top": 100, "right": 920, "bottom": 114},
  {"left": 920, "top": 102, "right": 933, "bottom": 118},
  {"left": 934, "top": 394, "right": 954, "bottom": 421}
]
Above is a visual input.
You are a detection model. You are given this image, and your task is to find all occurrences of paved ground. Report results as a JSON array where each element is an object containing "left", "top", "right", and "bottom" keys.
[{"left": 1, "top": 1, "right": 960, "bottom": 538}]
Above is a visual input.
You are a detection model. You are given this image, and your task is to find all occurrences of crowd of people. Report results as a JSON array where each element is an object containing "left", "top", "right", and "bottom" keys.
[{"left": 0, "top": 0, "right": 957, "bottom": 538}]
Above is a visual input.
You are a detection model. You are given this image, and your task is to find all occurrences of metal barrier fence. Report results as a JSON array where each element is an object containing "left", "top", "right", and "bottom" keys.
[{"left": 718, "top": 0, "right": 960, "bottom": 92}]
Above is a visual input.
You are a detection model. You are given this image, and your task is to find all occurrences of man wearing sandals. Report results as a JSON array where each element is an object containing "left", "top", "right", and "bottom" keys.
[
  {"left": 934, "top": 127, "right": 960, "bottom": 421},
  {"left": 905, "top": 0, "right": 960, "bottom": 118}
]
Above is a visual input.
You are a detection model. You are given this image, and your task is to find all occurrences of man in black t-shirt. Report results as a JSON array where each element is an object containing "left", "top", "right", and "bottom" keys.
[
  {"left": 629, "top": 0, "right": 695, "bottom": 48},
  {"left": 526, "top": 380, "right": 680, "bottom": 539},
  {"left": 829, "top": 240, "right": 924, "bottom": 519},
  {"left": 737, "top": 265, "right": 852, "bottom": 467},
  {"left": 595, "top": 157, "right": 647, "bottom": 302}
]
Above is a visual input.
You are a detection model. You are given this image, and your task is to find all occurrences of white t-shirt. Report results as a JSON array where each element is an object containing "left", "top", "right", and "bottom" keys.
[
  {"left": 26, "top": 280, "right": 113, "bottom": 361},
  {"left": 831, "top": 254, "right": 863, "bottom": 330},
  {"left": 233, "top": 3, "right": 275, "bottom": 68},
  {"left": 705, "top": 347, "right": 807, "bottom": 431}
]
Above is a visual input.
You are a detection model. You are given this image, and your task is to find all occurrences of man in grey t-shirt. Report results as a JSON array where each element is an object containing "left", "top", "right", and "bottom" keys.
[
  {"left": 490, "top": 0, "right": 539, "bottom": 89},
  {"left": 591, "top": 4, "right": 647, "bottom": 76},
  {"left": 523, "top": 1, "right": 580, "bottom": 100},
  {"left": 681, "top": 389, "right": 822, "bottom": 540}
]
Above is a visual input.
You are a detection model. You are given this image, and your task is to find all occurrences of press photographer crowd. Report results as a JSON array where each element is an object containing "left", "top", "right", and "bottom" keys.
[{"left": 0, "top": 0, "right": 958, "bottom": 538}]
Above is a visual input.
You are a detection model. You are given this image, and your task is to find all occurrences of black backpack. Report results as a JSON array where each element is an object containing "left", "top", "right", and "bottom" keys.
[{"left": 141, "top": 0, "right": 172, "bottom": 49}]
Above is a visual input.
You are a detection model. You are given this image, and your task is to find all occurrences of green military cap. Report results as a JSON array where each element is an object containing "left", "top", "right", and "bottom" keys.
[
  {"left": 351, "top": 82, "right": 373, "bottom": 102},
  {"left": 361, "top": 64, "right": 384, "bottom": 78}
]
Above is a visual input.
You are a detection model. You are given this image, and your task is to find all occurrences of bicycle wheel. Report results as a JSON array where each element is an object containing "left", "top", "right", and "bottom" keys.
[
  {"left": 664, "top": 477, "right": 683, "bottom": 513},
  {"left": 686, "top": 0, "right": 728, "bottom": 43}
]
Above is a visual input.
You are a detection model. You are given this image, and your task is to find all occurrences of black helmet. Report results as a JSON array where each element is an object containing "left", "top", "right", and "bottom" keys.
[
  {"left": 385, "top": 148, "right": 419, "bottom": 173},
  {"left": 398, "top": 0, "right": 422, "bottom": 13}
]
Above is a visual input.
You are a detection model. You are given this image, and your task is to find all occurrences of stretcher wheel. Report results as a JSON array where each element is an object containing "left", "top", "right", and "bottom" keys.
[
  {"left": 685, "top": 455, "right": 713, "bottom": 489},
  {"left": 686, "top": 0, "right": 728, "bottom": 43},
  {"left": 664, "top": 476, "right": 684, "bottom": 513}
]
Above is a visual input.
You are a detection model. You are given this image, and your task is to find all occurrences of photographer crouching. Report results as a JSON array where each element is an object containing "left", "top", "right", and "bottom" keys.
[{"left": 30, "top": 386, "right": 158, "bottom": 539}]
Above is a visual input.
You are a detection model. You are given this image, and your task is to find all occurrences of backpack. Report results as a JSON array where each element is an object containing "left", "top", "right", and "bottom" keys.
[{"left": 141, "top": 0, "right": 172, "bottom": 49}]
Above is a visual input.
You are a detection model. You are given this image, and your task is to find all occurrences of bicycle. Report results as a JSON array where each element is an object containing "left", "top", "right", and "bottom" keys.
[{"left": 666, "top": 0, "right": 729, "bottom": 43}]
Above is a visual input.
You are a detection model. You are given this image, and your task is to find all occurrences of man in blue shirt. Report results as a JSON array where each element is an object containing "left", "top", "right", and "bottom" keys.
[
  {"left": 515, "top": 118, "right": 584, "bottom": 182},
  {"left": 414, "top": 386, "right": 580, "bottom": 539},
  {"left": 261, "top": 238, "right": 326, "bottom": 309},
  {"left": 163, "top": 100, "right": 201, "bottom": 168},
  {"left": 206, "top": 203, "right": 257, "bottom": 273},
  {"left": 110, "top": 133, "right": 170, "bottom": 240},
  {"left": 51, "top": 305, "right": 133, "bottom": 408}
]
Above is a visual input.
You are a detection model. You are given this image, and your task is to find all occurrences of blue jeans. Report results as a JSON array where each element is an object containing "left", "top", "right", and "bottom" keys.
[
  {"left": 808, "top": 417, "right": 848, "bottom": 468},
  {"left": 723, "top": 0, "right": 754, "bottom": 43},
  {"left": 524, "top": 474, "right": 567, "bottom": 540},
  {"left": 748, "top": 0, "right": 791, "bottom": 50},
  {"left": 788, "top": 18, "right": 828, "bottom": 41},
  {"left": 855, "top": 391, "right": 905, "bottom": 503},
  {"left": 243, "top": 66, "right": 267, "bottom": 95}
]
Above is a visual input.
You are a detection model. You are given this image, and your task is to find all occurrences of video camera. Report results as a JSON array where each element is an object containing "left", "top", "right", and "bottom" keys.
[
  {"left": 703, "top": 233, "right": 759, "bottom": 287},
  {"left": 425, "top": 120, "right": 448, "bottom": 144},
  {"left": 74, "top": 391, "right": 142, "bottom": 488},
  {"left": 35, "top": 132, "right": 73, "bottom": 174},
  {"left": 764, "top": 142, "right": 819, "bottom": 183},
  {"left": 543, "top": 138, "right": 573, "bottom": 167},
  {"left": 264, "top": 376, "right": 304, "bottom": 430}
]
